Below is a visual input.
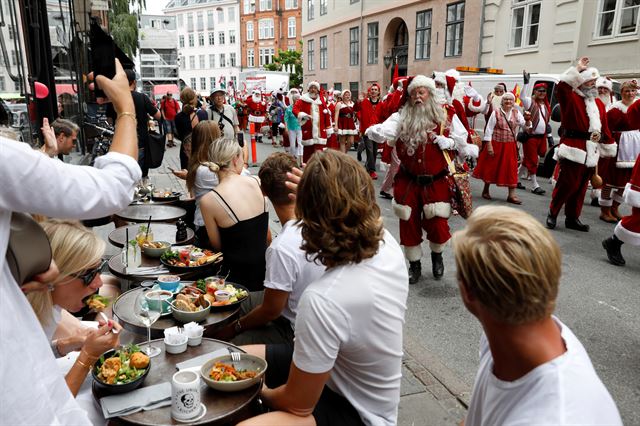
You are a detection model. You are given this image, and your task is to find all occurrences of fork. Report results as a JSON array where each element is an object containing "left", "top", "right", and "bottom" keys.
[{"left": 228, "top": 349, "right": 241, "bottom": 362}]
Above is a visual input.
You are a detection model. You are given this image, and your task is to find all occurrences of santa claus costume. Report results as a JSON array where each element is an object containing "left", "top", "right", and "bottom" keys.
[
  {"left": 292, "top": 81, "right": 333, "bottom": 163},
  {"left": 334, "top": 90, "right": 358, "bottom": 153},
  {"left": 546, "top": 59, "right": 616, "bottom": 232},
  {"left": 473, "top": 92, "right": 528, "bottom": 203},
  {"left": 603, "top": 99, "right": 640, "bottom": 265},
  {"left": 326, "top": 90, "right": 341, "bottom": 150},
  {"left": 433, "top": 70, "right": 474, "bottom": 142},
  {"left": 520, "top": 82, "right": 551, "bottom": 195},
  {"left": 598, "top": 80, "right": 640, "bottom": 223},
  {"left": 246, "top": 89, "right": 267, "bottom": 143},
  {"left": 366, "top": 75, "right": 478, "bottom": 284}
]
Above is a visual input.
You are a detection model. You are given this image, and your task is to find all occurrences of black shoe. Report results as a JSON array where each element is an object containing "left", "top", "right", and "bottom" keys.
[
  {"left": 565, "top": 217, "right": 590, "bottom": 232},
  {"left": 590, "top": 197, "right": 600, "bottom": 207},
  {"left": 357, "top": 153, "right": 362, "bottom": 162},
  {"left": 379, "top": 191, "right": 393, "bottom": 200},
  {"left": 517, "top": 182, "right": 526, "bottom": 190},
  {"left": 546, "top": 212, "right": 557, "bottom": 229},
  {"left": 431, "top": 252, "right": 444, "bottom": 280},
  {"left": 408, "top": 261, "right": 422, "bottom": 285},
  {"left": 602, "top": 235, "right": 626, "bottom": 266},
  {"left": 531, "top": 187, "right": 546, "bottom": 195}
]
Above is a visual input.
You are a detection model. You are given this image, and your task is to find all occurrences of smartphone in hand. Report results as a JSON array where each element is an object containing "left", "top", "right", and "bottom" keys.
[{"left": 90, "top": 21, "right": 116, "bottom": 99}]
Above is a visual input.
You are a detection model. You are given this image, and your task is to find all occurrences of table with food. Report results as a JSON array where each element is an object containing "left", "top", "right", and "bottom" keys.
[{"left": 108, "top": 224, "right": 195, "bottom": 248}]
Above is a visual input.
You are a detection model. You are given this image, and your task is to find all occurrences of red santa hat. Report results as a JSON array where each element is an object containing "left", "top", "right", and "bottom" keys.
[
  {"left": 307, "top": 81, "right": 320, "bottom": 90},
  {"left": 432, "top": 71, "right": 446, "bottom": 86},
  {"left": 407, "top": 75, "right": 436, "bottom": 94},
  {"left": 444, "top": 69, "right": 460, "bottom": 96},
  {"left": 533, "top": 82, "right": 547, "bottom": 91},
  {"left": 596, "top": 76, "right": 613, "bottom": 92},
  {"left": 368, "top": 83, "right": 381, "bottom": 93}
]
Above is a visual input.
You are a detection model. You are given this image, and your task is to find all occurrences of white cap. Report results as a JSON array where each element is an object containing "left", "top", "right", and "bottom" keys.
[
  {"left": 307, "top": 81, "right": 320, "bottom": 90},
  {"left": 407, "top": 75, "right": 436, "bottom": 94},
  {"left": 580, "top": 67, "right": 600, "bottom": 84},
  {"left": 596, "top": 76, "right": 612, "bottom": 91}
]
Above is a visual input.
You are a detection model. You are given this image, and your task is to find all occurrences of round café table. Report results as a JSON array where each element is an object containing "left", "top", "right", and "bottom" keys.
[
  {"left": 108, "top": 224, "right": 195, "bottom": 248},
  {"left": 107, "top": 253, "right": 222, "bottom": 283},
  {"left": 115, "top": 205, "right": 186, "bottom": 224},
  {"left": 113, "top": 286, "right": 238, "bottom": 339},
  {"left": 92, "top": 338, "right": 260, "bottom": 425}
]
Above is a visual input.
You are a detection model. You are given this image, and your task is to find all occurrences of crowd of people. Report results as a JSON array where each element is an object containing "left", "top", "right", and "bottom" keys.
[{"left": 1, "top": 53, "right": 638, "bottom": 426}]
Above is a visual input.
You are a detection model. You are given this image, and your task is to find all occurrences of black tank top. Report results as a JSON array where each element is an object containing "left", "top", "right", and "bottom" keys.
[{"left": 211, "top": 185, "right": 268, "bottom": 292}]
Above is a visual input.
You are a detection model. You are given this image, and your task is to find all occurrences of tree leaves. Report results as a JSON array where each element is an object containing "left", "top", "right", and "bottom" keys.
[{"left": 264, "top": 47, "right": 303, "bottom": 88}]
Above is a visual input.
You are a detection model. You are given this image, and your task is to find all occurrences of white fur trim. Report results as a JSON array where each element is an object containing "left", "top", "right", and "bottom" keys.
[
  {"left": 596, "top": 77, "right": 612, "bottom": 91},
  {"left": 598, "top": 196, "right": 613, "bottom": 207},
  {"left": 300, "top": 93, "right": 322, "bottom": 105},
  {"left": 462, "top": 143, "right": 479, "bottom": 159},
  {"left": 392, "top": 199, "right": 412, "bottom": 221},
  {"left": 468, "top": 98, "right": 486, "bottom": 113},
  {"left": 599, "top": 141, "right": 617, "bottom": 158},
  {"left": 623, "top": 182, "right": 640, "bottom": 208},
  {"left": 433, "top": 72, "right": 446, "bottom": 85},
  {"left": 404, "top": 245, "right": 422, "bottom": 262},
  {"left": 307, "top": 81, "right": 320, "bottom": 90},
  {"left": 614, "top": 222, "right": 640, "bottom": 246},
  {"left": 429, "top": 241, "right": 447, "bottom": 253},
  {"left": 616, "top": 161, "right": 636, "bottom": 168},
  {"left": 423, "top": 202, "right": 451, "bottom": 220},
  {"left": 408, "top": 75, "right": 436, "bottom": 94},
  {"left": 554, "top": 140, "right": 600, "bottom": 167},
  {"left": 301, "top": 137, "right": 326, "bottom": 146},
  {"left": 249, "top": 115, "right": 266, "bottom": 123},
  {"left": 609, "top": 100, "right": 629, "bottom": 114},
  {"left": 612, "top": 191, "right": 624, "bottom": 203},
  {"left": 581, "top": 67, "right": 600, "bottom": 83},
  {"left": 584, "top": 97, "right": 602, "bottom": 133},
  {"left": 337, "top": 129, "right": 359, "bottom": 135},
  {"left": 445, "top": 69, "right": 460, "bottom": 80},
  {"left": 560, "top": 66, "right": 599, "bottom": 90}
]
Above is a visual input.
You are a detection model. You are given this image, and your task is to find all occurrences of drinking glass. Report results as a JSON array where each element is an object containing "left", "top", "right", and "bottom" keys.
[{"left": 134, "top": 289, "right": 162, "bottom": 357}]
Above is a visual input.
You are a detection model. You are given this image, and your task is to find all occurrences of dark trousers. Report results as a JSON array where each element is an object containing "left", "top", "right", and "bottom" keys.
[
  {"left": 364, "top": 136, "right": 378, "bottom": 172},
  {"left": 549, "top": 160, "right": 591, "bottom": 219}
]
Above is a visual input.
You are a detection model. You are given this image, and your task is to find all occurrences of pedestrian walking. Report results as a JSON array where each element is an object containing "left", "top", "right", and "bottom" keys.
[
  {"left": 160, "top": 91, "right": 180, "bottom": 147},
  {"left": 354, "top": 83, "right": 383, "bottom": 179},
  {"left": 284, "top": 88, "right": 303, "bottom": 164},
  {"left": 293, "top": 81, "right": 332, "bottom": 163},
  {"left": 334, "top": 90, "right": 358, "bottom": 153},
  {"left": 175, "top": 87, "right": 208, "bottom": 170}
]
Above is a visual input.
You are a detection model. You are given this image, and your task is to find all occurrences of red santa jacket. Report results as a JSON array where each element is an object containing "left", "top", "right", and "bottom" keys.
[
  {"left": 607, "top": 100, "right": 640, "bottom": 168},
  {"left": 354, "top": 97, "right": 382, "bottom": 133},
  {"left": 293, "top": 94, "right": 332, "bottom": 146},
  {"left": 621, "top": 100, "right": 640, "bottom": 208},
  {"left": 554, "top": 67, "right": 616, "bottom": 168},
  {"left": 463, "top": 95, "right": 486, "bottom": 119},
  {"left": 246, "top": 94, "right": 267, "bottom": 123}
]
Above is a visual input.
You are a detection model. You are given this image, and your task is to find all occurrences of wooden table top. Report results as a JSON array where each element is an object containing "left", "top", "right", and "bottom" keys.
[
  {"left": 92, "top": 339, "right": 260, "bottom": 425},
  {"left": 108, "top": 224, "right": 195, "bottom": 248},
  {"left": 115, "top": 205, "right": 186, "bottom": 223},
  {"left": 112, "top": 286, "right": 238, "bottom": 339}
]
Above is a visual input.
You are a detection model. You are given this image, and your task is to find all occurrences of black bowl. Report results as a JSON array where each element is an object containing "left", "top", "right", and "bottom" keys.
[{"left": 91, "top": 348, "right": 150, "bottom": 395}]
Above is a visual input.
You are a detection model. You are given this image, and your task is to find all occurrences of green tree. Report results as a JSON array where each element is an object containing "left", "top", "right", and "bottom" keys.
[
  {"left": 264, "top": 48, "right": 302, "bottom": 88},
  {"left": 108, "top": 0, "right": 146, "bottom": 57}
]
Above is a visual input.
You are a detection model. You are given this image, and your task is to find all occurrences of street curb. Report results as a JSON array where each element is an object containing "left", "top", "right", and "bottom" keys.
[{"left": 404, "top": 336, "right": 472, "bottom": 408}]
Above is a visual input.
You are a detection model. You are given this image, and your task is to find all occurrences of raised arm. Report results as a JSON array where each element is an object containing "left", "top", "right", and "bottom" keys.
[{"left": 365, "top": 112, "right": 402, "bottom": 145}]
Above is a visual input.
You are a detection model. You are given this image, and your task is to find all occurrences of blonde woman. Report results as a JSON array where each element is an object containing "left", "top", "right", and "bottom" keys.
[
  {"left": 200, "top": 138, "right": 269, "bottom": 291},
  {"left": 175, "top": 87, "right": 209, "bottom": 169},
  {"left": 334, "top": 90, "right": 358, "bottom": 152},
  {"left": 27, "top": 219, "right": 122, "bottom": 397}
]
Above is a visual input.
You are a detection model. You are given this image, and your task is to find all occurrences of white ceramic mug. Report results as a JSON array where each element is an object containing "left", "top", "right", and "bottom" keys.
[{"left": 171, "top": 370, "right": 201, "bottom": 421}]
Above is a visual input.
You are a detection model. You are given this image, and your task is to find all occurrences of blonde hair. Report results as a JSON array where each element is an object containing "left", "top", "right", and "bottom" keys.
[
  {"left": 186, "top": 121, "right": 222, "bottom": 192},
  {"left": 27, "top": 219, "right": 105, "bottom": 325},
  {"left": 452, "top": 206, "right": 561, "bottom": 325},
  {"left": 202, "top": 138, "right": 242, "bottom": 173},
  {"left": 180, "top": 87, "right": 197, "bottom": 115}
]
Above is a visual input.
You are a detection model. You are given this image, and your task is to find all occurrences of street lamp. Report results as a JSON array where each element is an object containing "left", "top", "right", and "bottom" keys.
[{"left": 383, "top": 52, "right": 393, "bottom": 69}]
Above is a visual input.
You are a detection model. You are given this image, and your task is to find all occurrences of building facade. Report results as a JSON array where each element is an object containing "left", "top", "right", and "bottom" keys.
[
  {"left": 301, "top": 0, "right": 482, "bottom": 94},
  {"left": 480, "top": 0, "right": 639, "bottom": 79},
  {"left": 240, "top": 0, "right": 302, "bottom": 71},
  {"left": 164, "top": 0, "right": 241, "bottom": 96},
  {"left": 137, "top": 15, "right": 179, "bottom": 98}
]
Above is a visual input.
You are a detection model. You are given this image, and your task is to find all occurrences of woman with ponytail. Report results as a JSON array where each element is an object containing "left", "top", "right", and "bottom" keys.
[{"left": 175, "top": 87, "right": 209, "bottom": 169}]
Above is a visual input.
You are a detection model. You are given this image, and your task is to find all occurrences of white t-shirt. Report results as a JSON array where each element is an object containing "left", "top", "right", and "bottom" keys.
[
  {"left": 466, "top": 317, "right": 622, "bottom": 426},
  {"left": 193, "top": 165, "right": 219, "bottom": 227},
  {"left": 263, "top": 220, "right": 325, "bottom": 325},
  {"left": 293, "top": 230, "right": 409, "bottom": 426}
]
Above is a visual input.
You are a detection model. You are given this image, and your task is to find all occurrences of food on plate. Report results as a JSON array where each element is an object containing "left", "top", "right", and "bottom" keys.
[
  {"left": 195, "top": 279, "right": 207, "bottom": 293},
  {"left": 180, "top": 286, "right": 204, "bottom": 297},
  {"left": 205, "top": 283, "right": 249, "bottom": 306},
  {"left": 95, "top": 345, "right": 148, "bottom": 385},
  {"left": 86, "top": 294, "right": 111, "bottom": 311},
  {"left": 161, "top": 247, "right": 222, "bottom": 268},
  {"left": 141, "top": 241, "right": 169, "bottom": 249},
  {"left": 208, "top": 362, "right": 258, "bottom": 382},
  {"left": 173, "top": 293, "right": 207, "bottom": 312},
  {"left": 152, "top": 190, "right": 177, "bottom": 198}
]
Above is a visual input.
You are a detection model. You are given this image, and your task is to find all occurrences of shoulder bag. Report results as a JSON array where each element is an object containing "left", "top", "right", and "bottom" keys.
[
  {"left": 440, "top": 122, "right": 473, "bottom": 219},
  {"left": 6, "top": 213, "right": 52, "bottom": 285},
  {"left": 147, "top": 119, "right": 166, "bottom": 169}
]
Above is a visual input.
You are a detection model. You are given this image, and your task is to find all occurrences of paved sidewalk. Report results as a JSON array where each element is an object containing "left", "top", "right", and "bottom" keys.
[{"left": 74, "top": 136, "right": 468, "bottom": 424}]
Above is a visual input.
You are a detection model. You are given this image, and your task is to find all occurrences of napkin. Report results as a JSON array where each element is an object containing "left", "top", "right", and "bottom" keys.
[
  {"left": 184, "top": 322, "right": 204, "bottom": 338},
  {"left": 100, "top": 382, "right": 171, "bottom": 419},
  {"left": 175, "top": 348, "right": 231, "bottom": 371}
]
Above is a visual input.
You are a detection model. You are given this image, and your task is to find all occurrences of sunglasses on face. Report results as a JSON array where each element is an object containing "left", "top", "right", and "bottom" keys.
[{"left": 73, "top": 259, "right": 107, "bottom": 285}]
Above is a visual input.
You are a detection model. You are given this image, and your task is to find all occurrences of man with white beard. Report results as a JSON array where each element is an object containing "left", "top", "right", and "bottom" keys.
[
  {"left": 366, "top": 75, "right": 478, "bottom": 284},
  {"left": 293, "top": 81, "right": 333, "bottom": 162},
  {"left": 596, "top": 77, "right": 614, "bottom": 108},
  {"left": 484, "top": 83, "right": 507, "bottom": 124},
  {"left": 546, "top": 57, "right": 616, "bottom": 232},
  {"left": 246, "top": 89, "right": 267, "bottom": 144}
]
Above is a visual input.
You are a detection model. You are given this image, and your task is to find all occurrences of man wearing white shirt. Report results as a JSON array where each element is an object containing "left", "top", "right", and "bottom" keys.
[{"left": 452, "top": 206, "right": 622, "bottom": 426}]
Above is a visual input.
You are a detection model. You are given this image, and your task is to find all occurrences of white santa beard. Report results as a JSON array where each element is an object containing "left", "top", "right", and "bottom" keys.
[
  {"left": 491, "top": 94, "right": 504, "bottom": 111},
  {"left": 598, "top": 93, "right": 611, "bottom": 107},
  {"left": 584, "top": 96, "right": 602, "bottom": 133},
  {"left": 252, "top": 94, "right": 261, "bottom": 103}
]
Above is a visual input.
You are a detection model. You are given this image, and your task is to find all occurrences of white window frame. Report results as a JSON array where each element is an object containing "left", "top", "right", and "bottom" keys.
[
  {"left": 229, "top": 29, "right": 237, "bottom": 44},
  {"left": 260, "top": 0, "right": 273, "bottom": 11},
  {"left": 319, "top": 35, "right": 327, "bottom": 69},
  {"left": 308, "top": 0, "right": 315, "bottom": 20},
  {"left": 190, "top": 78, "right": 197, "bottom": 89},
  {"left": 509, "top": 0, "right": 541, "bottom": 49},
  {"left": 217, "top": 8, "right": 225, "bottom": 23},
  {"left": 219, "top": 31, "right": 226, "bottom": 44},
  {"left": 285, "top": 0, "right": 298, "bottom": 9},
  {"left": 228, "top": 6, "right": 235, "bottom": 22},
  {"left": 307, "top": 38, "right": 315, "bottom": 70},
  {"left": 209, "top": 54, "right": 216, "bottom": 68},
  {"left": 189, "top": 56, "right": 195, "bottom": 69},
  {"left": 188, "top": 34, "right": 194, "bottom": 47},
  {"left": 594, "top": 0, "right": 640, "bottom": 39},
  {"left": 198, "top": 32, "right": 205, "bottom": 46},
  {"left": 207, "top": 10, "right": 215, "bottom": 29},
  {"left": 259, "top": 18, "right": 275, "bottom": 39},
  {"left": 209, "top": 32, "right": 215, "bottom": 45},
  {"left": 246, "top": 21, "right": 254, "bottom": 40},
  {"left": 230, "top": 52, "right": 237, "bottom": 67},
  {"left": 244, "top": 0, "right": 256, "bottom": 14},
  {"left": 200, "top": 77, "right": 206, "bottom": 91},
  {"left": 259, "top": 47, "right": 275, "bottom": 66},
  {"left": 177, "top": 13, "right": 184, "bottom": 27},
  {"left": 210, "top": 77, "right": 216, "bottom": 89},
  {"left": 247, "top": 49, "right": 255, "bottom": 67},
  {"left": 415, "top": 9, "right": 432, "bottom": 60},
  {"left": 178, "top": 35, "right": 185, "bottom": 48},
  {"left": 199, "top": 55, "right": 205, "bottom": 69},
  {"left": 288, "top": 17, "right": 296, "bottom": 38},
  {"left": 220, "top": 53, "right": 227, "bottom": 67}
]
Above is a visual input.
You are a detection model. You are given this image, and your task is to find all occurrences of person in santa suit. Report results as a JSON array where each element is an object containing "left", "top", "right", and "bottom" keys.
[
  {"left": 354, "top": 83, "right": 383, "bottom": 179},
  {"left": 484, "top": 83, "right": 507, "bottom": 124},
  {"left": 598, "top": 80, "right": 640, "bottom": 223},
  {"left": 326, "top": 90, "right": 341, "bottom": 150},
  {"left": 432, "top": 70, "right": 474, "bottom": 140},
  {"left": 603, "top": 99, "right": 640, "bottom": 265},
  {"left": 596, "top": 77, "right": 614, "bottom": 108},
  {"left": 246, "top": 89, "right": 267, "bottom": 144},
  {"left": 334, "top": 90, "right": 359, "bottom": 153},
  {"left": 546, "top": 57, "right": 616, "bottom": 232},
  {"left": 473, "top": 92, "right": 531, "bottom": 204},
  {"left": 366, "top": 75, "right": 478, "bottom": 284},
  {"left": 293, "top": 81, "right": 333, "bottom": 163},
  {"left": 519, "top": 80, "right": 552, "bottom": 195}
]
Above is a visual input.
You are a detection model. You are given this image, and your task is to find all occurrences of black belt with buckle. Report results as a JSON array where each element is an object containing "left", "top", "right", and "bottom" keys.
[
  {"left": 563, "top": 129, "right": 592, "bottom": 140},
  {"left": 401, "top": 166, "right": 449, "bottom": 186},
  {"left": 339, "top": 112, "right": 352, "bottom": 118},
  {"left": 252, "top": 110, "right": 264, "bottom": 115}
]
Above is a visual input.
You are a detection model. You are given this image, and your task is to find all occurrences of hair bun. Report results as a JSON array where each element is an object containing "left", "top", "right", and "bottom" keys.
[{"left": 203, "top": 161, "right": 220, "bottom": 172}]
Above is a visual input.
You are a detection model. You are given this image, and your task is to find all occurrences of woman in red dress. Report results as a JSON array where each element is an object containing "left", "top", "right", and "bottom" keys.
[
  {"left": 326, "top": 90, "right": 341, "bottom": 150},
  {"left": 473, "top": 92, "right": 530, "bottom": 204},
  {"left": 334, "top": 90, "right": 358, "bottom": 153}
]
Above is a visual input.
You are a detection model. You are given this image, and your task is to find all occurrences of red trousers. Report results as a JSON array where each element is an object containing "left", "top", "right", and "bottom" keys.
[
  {"left": 394, "top": 170, "right": 451, "bottom": 247},
  {"left": 615, "top": 207, "right": 640, "bottom": 246},
  {"left": 549, "top": 160, "right": 591, "bottom": 218},
  {"left": 303, "top": 144, "right": 324, "bottom": 163},
  {"left": 522, "top": 135, "right": 547, "bottom": 175}
]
